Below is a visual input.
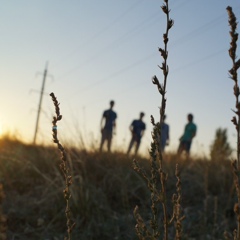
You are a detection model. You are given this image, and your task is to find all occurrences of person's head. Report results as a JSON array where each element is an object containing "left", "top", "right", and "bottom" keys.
[
  {"left": 140, "top": 112, "right": 145, "bottom": 119},
  {"left": 110, "top": 100, "right": 115, "bottom": 109},
  {"left": 188, "top": 113, "right": 193, "bottom": 122}
]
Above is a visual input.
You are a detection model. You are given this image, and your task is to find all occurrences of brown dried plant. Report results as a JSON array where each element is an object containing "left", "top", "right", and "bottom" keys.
[
  {"left": 133, "top": 1, "right": 184, "bottom": 239},
  {"left": 225, "top": 6, "right": 240, "bottom": 240},
  {"left": 227, "top": 6, "right": 240, "bottom": 167},
  {"left": 50, "top": 92, "right": 75, "bottom": 240},
  {"left": 170, "top": 165, "right": 185, "bottom": 240}
]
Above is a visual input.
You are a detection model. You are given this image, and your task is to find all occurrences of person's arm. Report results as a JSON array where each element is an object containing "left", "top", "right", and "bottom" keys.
[
  {"left": 191, "top": 126, "right": 197, "bottom": 139},
  {"left": 129, "top": 124, "right": 133, "bottom": 133},
  {"left": 167, "top": 125, "right": 170, "bottom": 140},
  {"left": 166, "top": 125, "right": 170, "bottom": 145},
  {"left": 112, "top": 113, "right": 117, "bottom": 134},
  {"left": 100, "top": 117, "right": 104, "bottom": 132},
  {"left": 112, "top": 120, "right": 116, "bottom": 134},
  {"left": 100, "top": 112, "right": 105, "bottom": 132},
  {"left": 129, "top": 121, "right": 134, "bottom": 134},
  {"left": 188, "top": 126, "right": 196, "bottom": 141},
  {"left": 179, "top": 125, "right": 185, "bottom": 141},
  {"left": 192, "top": 132, "right": 196, "bottom": 139},
  {"left": 141, "top": 123, "right": 146, "bottom": 137}
]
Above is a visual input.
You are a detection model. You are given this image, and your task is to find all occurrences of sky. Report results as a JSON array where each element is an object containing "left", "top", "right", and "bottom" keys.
[{"left": 1, "top": 0, "right": 240, "bottom": 158}]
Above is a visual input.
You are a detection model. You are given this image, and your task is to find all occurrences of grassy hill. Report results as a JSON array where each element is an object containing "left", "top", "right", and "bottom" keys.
[{"left": 0, "top": 136, "right": 236, "bottom": 239}]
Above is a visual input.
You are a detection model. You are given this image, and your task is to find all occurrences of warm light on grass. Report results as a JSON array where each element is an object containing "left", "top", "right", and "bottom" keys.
[
  {"left": 0, "top": 126, "right": 3, "bottom": 136},
  {"left": 0, "top": 121, "right": 4, "bottom": 136}
]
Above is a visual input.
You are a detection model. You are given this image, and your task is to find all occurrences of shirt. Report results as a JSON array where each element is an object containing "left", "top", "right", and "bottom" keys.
[
  {"left": 131, "top": 119, "right": 146, "bottom": 138},
  {"left": 103, "top": 109, "right": 117, "bottom": 131},
  {"left": 181, "top": 122, "right": 197, "bottom": 142},
  {"left": 161, "top": 123, "right": 169, "bottom": 144}
]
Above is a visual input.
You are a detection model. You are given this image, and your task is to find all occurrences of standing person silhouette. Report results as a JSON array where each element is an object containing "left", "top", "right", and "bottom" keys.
[
  {"left": 160, "top": 115, "right": 170, "bottom": 152},
  {"left": 100, "top": 100, "right": 117, "bottom": 152},
  {"left": 177, "top": 113, "right": 197, "bottom": 157},
  {"left": 127, "top": 112, "right": 146, "bottom": 156}
]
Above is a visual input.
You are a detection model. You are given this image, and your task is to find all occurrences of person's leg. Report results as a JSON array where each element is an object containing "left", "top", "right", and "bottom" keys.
[
  {"left": 100, "top": 131, "right": 105, "bottom": 152},
  {"left": 134, "top": 140, "right": 140, "bottom": 155},
  {"left": 107, "top": 132, "right": 112, "bottom": 152},
  {"left": 127, "top": 136, "right": 135, "bottom": 155},
  {"left": 177, "top": 142, "right": 182, "bottom": 155},
  {"left": 161, "top": 140, "right": 166, "bottom": 152},
  {"left": 185, "top": 141, "right": 192, "bottom": 158},
  {"left": 177, "top": 141, "right": 185, "bottom": 155}
]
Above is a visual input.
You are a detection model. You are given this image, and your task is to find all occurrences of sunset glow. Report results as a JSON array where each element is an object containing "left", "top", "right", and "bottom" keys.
[{"left": 0, "top": 0, "right": 240, "bottom": 156}]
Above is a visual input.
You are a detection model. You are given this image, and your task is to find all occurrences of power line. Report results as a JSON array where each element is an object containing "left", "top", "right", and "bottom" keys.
[
  {"left": 56, "top": 11, "right": 161, "bottom": 81},
  {"left": 170, "top": 15, "right": 226, "bottom": 48},
  {"left": 55, "top": 0, "right": 190, "bottom": 81},
  {"left": 56, "top": 5, "right": 226, "bottom": 85},
  {"left": 72, "top": 46, "right": 227, "bottom": 110},
  {"left": 49, "top": 2, "right": 240, "bottom": 112},
  {"left": 68, "top": 42, "right": 226, "bottom": 100},
  {"left": 54, "top": 0, "right": 145, "bottom": 67},
  {"left": 71, "top": 52, "right": 157, "bottom": 97},
  {"left": 67, "top": 7, "right": 238, "bottom": 96}
]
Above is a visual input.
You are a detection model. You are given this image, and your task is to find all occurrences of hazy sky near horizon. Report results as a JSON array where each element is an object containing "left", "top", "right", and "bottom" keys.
[{"left": 1, "top": 0, "right": 240, "bottom": 157}]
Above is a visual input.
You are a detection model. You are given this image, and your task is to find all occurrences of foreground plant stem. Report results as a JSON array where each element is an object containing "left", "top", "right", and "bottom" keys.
[
  {"left": 133, "top": 1, "right": 183, "bottom": 240},
  {"left": 50, "top": 92, "right": 75, "bottom": 240},
  {"left": 226, "top": 6, "right": 240, "bottom": 240}
]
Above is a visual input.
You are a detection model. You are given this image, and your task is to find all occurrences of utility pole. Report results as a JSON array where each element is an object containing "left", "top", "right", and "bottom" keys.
[{"left": 33, "top": 62, "right": 48, "bottom": 144}]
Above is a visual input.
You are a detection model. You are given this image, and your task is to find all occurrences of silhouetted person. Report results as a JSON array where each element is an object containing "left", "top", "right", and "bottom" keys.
[
  {"left": 100, "top": 100, "right": 117, "bottom": 152},
  {"left": 160, "top": 115, "right": 169, "bottom": 152},
  {"left": 127, "top": 112, "right": 146, "bottom": 155},
  {"left": 177, "top": 113, "right": 197, "bottom": 157}
]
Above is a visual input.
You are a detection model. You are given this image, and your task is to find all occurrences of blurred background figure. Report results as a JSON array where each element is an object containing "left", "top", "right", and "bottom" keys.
[
  {"left": 127, "top": 112, "right": 146, "bottom": 156},
  {"left": 177, "top": 113, "right": 197, "bottom": 157},
  {"left": 100, "top": 100, "right": 117, "bottom": 152},
  {"left": 160, "top": 114, "right": 170, "bottom": 152}
]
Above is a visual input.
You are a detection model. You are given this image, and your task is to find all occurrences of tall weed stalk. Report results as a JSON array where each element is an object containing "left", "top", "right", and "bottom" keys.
[
  {"left": 133, "top": 1, "right": 184, "bottom": 239},
  {"left": 50, "top": 92, "right": 75, "bottom": 240},
  {"left": 225, "top": 6, "right": 240, "bottom": 240}
]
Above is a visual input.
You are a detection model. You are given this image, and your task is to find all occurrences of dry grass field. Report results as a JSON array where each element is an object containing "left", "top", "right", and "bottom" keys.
[
  {"left": 1, "top": 1, "right": 239, "bottom": 240},
  {"left": 0, "top": 136, "right": 236, "bottom": 240}
]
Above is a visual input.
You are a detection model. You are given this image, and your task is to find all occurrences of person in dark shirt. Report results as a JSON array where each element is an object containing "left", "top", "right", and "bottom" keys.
[
  {"left": 127, "top": 112, "right": 146, "bottom": 155},
  {"left": 100, "top": 100, "right": 117, "bottom": 152},
  {"left": 160, "top": 115, "right": 170, "bottom": 152}
]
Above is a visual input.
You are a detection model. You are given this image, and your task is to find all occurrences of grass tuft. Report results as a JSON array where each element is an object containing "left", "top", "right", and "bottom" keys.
[
  {"left": 226, "top": 5, "right": 240, "bottom": 240},
  {"left": 133, "top": 1, "right": 185, "bottom": 240}
]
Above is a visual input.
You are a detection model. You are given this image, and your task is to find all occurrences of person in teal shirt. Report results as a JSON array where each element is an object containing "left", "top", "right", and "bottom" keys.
[{"left": 177, "top": 113, "right": 197, "bottom": 157}]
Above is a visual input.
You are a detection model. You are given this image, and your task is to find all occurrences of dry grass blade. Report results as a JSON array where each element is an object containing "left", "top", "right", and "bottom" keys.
[
  {"left": 226, "top": 6, "right": 240, "bottom": 240},
  {"left": 50, "top": 92, "right": 75, "bottom": 240},
  {"left": 132, "top": 1, "right": 185, "bottom": 240}
]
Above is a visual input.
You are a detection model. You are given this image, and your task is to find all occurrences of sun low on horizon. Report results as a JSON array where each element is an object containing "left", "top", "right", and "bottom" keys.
[{"left": 0, "top": 122, "right": 3, "bottom": 137}]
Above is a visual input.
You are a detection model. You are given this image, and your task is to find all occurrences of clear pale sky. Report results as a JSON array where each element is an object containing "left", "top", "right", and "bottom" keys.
[{"left": 1, "top": 0, "right": 240, "bottom": 157}]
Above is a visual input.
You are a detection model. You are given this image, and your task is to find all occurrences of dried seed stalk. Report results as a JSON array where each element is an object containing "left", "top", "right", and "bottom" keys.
[{"left": 50, "top": 92, "right": 75, "bottom": 240}]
